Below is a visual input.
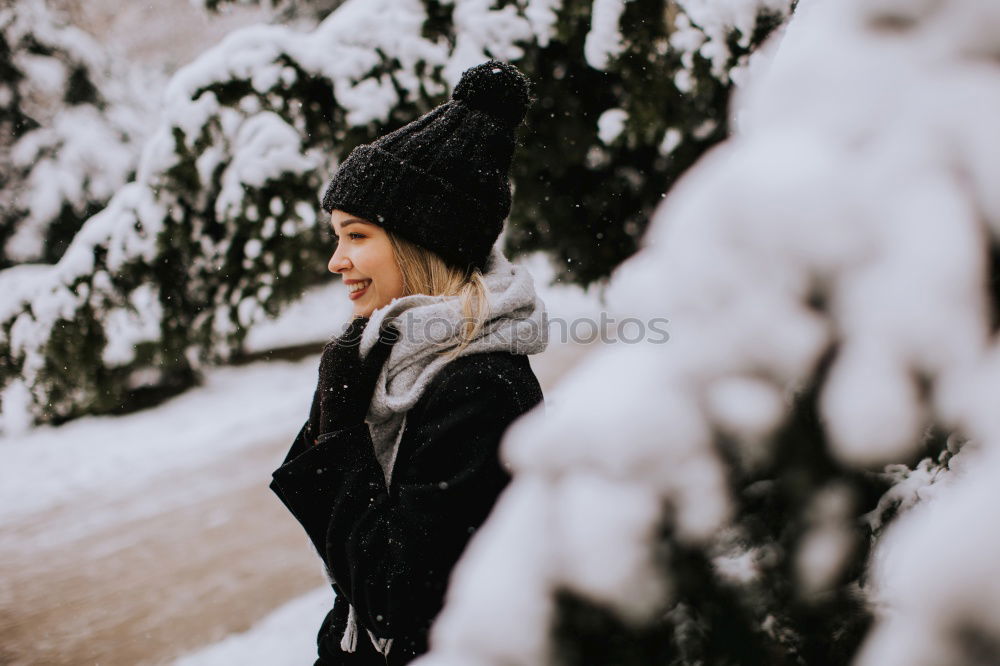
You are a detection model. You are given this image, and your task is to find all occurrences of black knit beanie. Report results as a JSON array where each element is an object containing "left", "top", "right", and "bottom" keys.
[{"left": 321, "top": 60, "right": 532, "bottom": 274}]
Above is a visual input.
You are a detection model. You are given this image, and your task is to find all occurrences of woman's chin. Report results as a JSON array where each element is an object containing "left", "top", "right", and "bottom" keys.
[{"left": 352, "top": 299, "right": 377, "bottom": 317}]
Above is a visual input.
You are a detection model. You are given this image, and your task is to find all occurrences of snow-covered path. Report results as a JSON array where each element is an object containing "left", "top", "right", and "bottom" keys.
[
  {"left": 0, "top": 436, "right": 327, "bottom": 665},
  {"left": 0, "top": 357, "right": 330, "bottom": 665}
]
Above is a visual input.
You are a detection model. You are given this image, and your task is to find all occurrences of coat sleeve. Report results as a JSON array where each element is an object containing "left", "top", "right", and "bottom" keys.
[
  {"left": 269, "top": 357, "right": 541, "bottom": 639},
  {"left": 267, "top": 419, "right": 325, "bottom": 552}
]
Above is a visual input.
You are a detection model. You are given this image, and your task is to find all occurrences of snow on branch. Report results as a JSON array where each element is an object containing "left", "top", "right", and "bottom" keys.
[{"left": 0, "top": 0, "right": 154, "bottom": 266}]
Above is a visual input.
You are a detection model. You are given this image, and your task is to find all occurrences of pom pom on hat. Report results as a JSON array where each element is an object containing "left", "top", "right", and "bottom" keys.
[{"left": 452, "top": 60, "right": 532, "bottom": 128}]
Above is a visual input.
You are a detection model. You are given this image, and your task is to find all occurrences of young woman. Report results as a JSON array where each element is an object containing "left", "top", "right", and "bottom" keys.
[{"left": 269, "top": 61, "right": 547, "bottom": 665}]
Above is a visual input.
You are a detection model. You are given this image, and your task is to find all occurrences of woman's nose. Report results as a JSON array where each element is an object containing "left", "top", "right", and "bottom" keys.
[{"left": 328, "top": 245, "right": 350, "bottom": 274}]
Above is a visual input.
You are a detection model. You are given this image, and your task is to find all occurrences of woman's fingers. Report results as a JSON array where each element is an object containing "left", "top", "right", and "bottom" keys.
[
  {"left": 313, "top": 318, "right": 398, "bottom": 436},
  {"left": 339, "top": 316, "right": 370, "bottom": 347}
]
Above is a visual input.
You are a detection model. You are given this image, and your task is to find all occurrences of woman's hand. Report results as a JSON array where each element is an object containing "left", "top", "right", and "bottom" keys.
[{"left": 308, "top": 316, "right": 400, "bottom": 442}]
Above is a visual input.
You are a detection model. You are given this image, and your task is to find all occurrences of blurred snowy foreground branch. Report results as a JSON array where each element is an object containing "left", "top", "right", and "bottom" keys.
[{"left": 416, "top": 0, "right": 1000, "bottom": 664}]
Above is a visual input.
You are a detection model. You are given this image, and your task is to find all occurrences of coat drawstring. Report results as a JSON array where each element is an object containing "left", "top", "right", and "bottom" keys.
[
  {"left": 340, "top": 604, "right": 358, "bottom": 653},
  {"left": 341, "top": 603, "right": 394, "bottom": 657}
]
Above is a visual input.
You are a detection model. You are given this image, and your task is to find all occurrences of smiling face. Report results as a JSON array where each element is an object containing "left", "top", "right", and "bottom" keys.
[{"left": 328, "top": 210, "right": 406, "bottom": 317}]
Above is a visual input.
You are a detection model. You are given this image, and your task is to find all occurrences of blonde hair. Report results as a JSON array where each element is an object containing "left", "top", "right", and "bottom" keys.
[{"left": 387, "top": 231, "right": 491, "bottom": 360}]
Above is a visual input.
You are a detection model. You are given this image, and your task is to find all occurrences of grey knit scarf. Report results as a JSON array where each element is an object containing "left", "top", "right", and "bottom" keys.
[{"left": 339, "top": 244, "right": 548, "bottom": 655}]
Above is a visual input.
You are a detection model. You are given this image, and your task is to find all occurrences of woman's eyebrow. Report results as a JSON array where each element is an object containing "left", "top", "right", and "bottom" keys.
[{"left": 330, "top": 218, "right": 369, "bottom": 235}]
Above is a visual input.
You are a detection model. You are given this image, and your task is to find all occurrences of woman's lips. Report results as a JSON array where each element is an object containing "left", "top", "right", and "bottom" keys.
[{"left": 348, "top": 280, "right": 370, "bottom": 300}]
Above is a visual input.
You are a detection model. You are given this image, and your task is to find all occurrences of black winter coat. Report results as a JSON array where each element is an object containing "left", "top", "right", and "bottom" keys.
[{"left": 269, "top": 350, "right": 544, "bottom": 665}]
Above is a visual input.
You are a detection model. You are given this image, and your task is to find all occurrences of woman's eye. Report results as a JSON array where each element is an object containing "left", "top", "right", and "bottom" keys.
[{"left": 328, "top": 230, "right": 364, "bottom": 242}]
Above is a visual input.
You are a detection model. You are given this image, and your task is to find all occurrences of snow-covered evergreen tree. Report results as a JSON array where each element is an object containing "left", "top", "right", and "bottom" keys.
[
  {"left": 0, "top": 0, "right": 790, "bottom": 431},
  {"left": 414, "top": 0, "right": 1000, "bottom": 664},
  {"left": 0, "top": 0, "right": 152, "bottom": 266},
  {"left": 508, "top": 0, "right": 789, "bottom": 284}
]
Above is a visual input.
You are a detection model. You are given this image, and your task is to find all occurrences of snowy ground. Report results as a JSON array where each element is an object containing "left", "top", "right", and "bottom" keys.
[
  {"left": 0, "top": 253, "right": 607, "bottom": 665},
  {"left": 173, "top": 587, "right": 333, "bottom": 666}
]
